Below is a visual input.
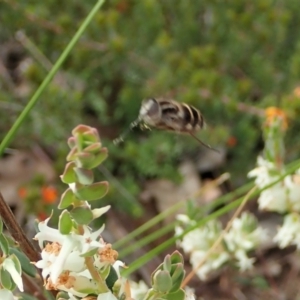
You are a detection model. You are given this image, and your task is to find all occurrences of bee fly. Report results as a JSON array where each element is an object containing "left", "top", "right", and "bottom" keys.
[{"left": 114, "top": 98, "right": 219, "bottom": 153}]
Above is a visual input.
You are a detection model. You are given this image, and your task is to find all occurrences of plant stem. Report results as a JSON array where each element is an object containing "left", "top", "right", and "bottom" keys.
[
  {"left": 121, "top": 159, "right": 300, "bottom": 276},
  {"left": 0, "top": 0, "right": 106, "bottom": 156},
  {"left": 0, "top": 193, "right": 55, "bottom": 298},
  {"left": 181, "top": 186, "right": 257, "bottom": 287}
]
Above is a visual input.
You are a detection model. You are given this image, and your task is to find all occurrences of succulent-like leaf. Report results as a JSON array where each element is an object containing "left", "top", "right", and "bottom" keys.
[
  {"left": 170, "top": 251, "right": 183, "bottom": 265},
  {"left": 0, "top": 268, "right": 13, "bottom": 290},
  {"left": 67, "top": 137, "right": 77, "bottom": 149},
  {"left": 82, "top": 128, "right": 100, "bottom": 143},
  {"left": 10, "top": 248, "right": 36, "bottom": 278},
  {"left": 170, "top": 263, "right": 185, "bottom": 283},
  {"left": 106, "top": 265, "right": 119, "bottom": 291},
  {"left": 72, "top": 124, "right": 93, "bottom": 135},
  {"left": 153, "top": 270, "right": 172, "bottom": 293},
  {"left": 0, "top": 234, "right": 9, "bottom": 256},
  {"left": 59, "top": 210, "right": 73, "bottom": 234},
  {"left": 74, "top": 167, "right": 94, "bottom": 185},
  {"left": 70, "top": 206, "right": 93, "bottom": 225},
  {"left": 56, "top": 291, "right": 69, "bottom": 299},
  {"left": 60, "top": 162, "right": 77, "bottom": 184},
  {"left": 59, "top": 188, "right": 78, "bottom": 209},
  {"left": 76, "top": 148, "right": 108, "bottom": 169},
  {"left": 73, "top": 181, "right": 109, "bottom": 201},
  {"left": 83, "top": 142, "right": 102, "bottom": 154},
  {"left": 163, "top": 254, "right": 171, "bottom": 272},
  {"left": 66, "top": 147, "right": 78, "bottom": 161},
  {"left": 165, "top": 289, "right": 185, "bottom": 300}
]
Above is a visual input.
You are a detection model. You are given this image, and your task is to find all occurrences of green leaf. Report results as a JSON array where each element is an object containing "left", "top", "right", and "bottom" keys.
[
  {"left": 10, "top": 254, "right": 21, "bottom": 274},
  {"left": 59, "top": 188, "right": 78, "bottom": 209},
  {"left": 56, "top": 291, "right": 69, "bottom": 300},
  {"left": 70, "top": 206, "right": 93, "bottom": 225},
  {"left": 66, "top": 147, "right": 78, "bottom": 161},
  {"left": 170, "top": 263, "right": 185, "bottom": 285},
  {"left": 163, "top": 254, "right": 171, "bottom": 272},
  {"left": 72, "top": 125, "right": 99, "bottom": 144},
  {"left": 73, "top": 181, "right": 109, "bottom": 201},
  {"left": 67, "top": 137, "right": 76, "bottom": 149},
  {"left": 0, "top": 268, "right": 13, "bottom": 290},
  {"left": 10, "top": 248, "right": 36, "bottom": 278},
  {"left": 19, "top": 293, "right": 42, "bottom": 300},
  {"left": 60, "top": 162, "right": 77, "bottom": 184},
  {"left": 170, "top": 251, "right": 183, "bottom": 265},
  {"left": 0, "top": 218, "right": 3, "bottom": 233},
  {"left": 153, "top": 270, "right": 172, "bottom": 293},
  {"left": 165, "top": 289, "right": 185, "bottom": 300},
  {"left": 106, "top": 265, "right": 119, "bottom": 291},
  {"left": 83, "top": 142, "right": 102, "bottom": 153},
  {"left": 82, "top": 128, "right": 100, "bottom": 143},
  {"left": 59, "top": 210, "right": 73, "bottom": 234},
  {"left": 74, "top": 167, "right": 94, "bottom": 185},
  {"left": 76, "top": 148, "right": 108, "bottom": 169},
  {"left": 0, "top": 234, "right": 9, "bottom": 256}
]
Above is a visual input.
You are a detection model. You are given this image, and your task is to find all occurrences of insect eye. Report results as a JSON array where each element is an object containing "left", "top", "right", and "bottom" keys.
[
  {"left": 146, "top": 99, "right": 160, "bottom": 117},
  {"left": 140, "top": 98, "right": 160, "bottom": 118}
]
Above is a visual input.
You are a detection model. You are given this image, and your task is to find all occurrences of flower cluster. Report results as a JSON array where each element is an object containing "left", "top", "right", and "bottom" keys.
[
  {"left": 248, "top": 157, "right": 300, "bottom": 213},
  {"left": 175, "top": 212, "right": 266, "bottom": 280},
  {"left": 30, "top": 125, "right": 195, "bottom": 300},
  {"left": 34, "top": 216, "right": 120, "bottom": 297},
  {"left": 248, "top": 107, "right": 300, "bottom": 249}
]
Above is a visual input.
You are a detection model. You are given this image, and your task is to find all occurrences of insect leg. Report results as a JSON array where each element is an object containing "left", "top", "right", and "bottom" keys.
[
  {"left": 189, "top": 132, "right": 220, "bottom": 153},
  {"left": 113, "top": 117, "right": 142, "bottom": 145}
]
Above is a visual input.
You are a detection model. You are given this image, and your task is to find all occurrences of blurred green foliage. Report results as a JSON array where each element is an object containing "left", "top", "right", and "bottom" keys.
[{"left": 1, "top": 0, "right": 300, "bottom": 215}]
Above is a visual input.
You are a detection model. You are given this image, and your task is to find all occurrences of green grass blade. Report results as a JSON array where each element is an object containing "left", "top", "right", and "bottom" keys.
[
  {"left": 113, "top": 201, "right": 184, "bottom": 250},
  {"left": 0, "top": 0, "right": 106, "bottom": 156},
  {"left": 118, "top": 221, "right": 178, "bottom": 258},
  {"left": 122, "top": 159, "right": 300, "bottom": 276}
]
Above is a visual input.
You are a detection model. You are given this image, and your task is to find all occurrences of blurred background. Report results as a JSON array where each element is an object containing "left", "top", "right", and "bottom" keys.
[{"left": 1, "top": 1, "right": 300, "bottom": 299}]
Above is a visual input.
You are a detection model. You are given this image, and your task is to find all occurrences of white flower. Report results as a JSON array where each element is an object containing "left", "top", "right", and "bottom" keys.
[
  {"left": 185, "top": 286, "right": 196, "bottom": 300},
  {"left": 224, "top": 213, "right": 266, "bottom": 271},
  {"left": 224, "top": 213, "right": 266, "bottom": 252},
  {"left": 0, "top": 289, "right": 17, "bottom": 300},
  {"left": 235, "top": 249, "right": 255, "bottom": 271},
  {"left": 55, "top": 272, "right": 99, "bottom": 297},
  {"left": 34, "top": 218, "right": 105, "bottom": 284},
  {"left": 176, "top": 218, "right": 222, "bottom": 254},
  {"left": 256, "top": 187, "right": 288, "bottom": 213},
  {"left": 248, "top": 156, "right": 277, "bottom": 187},
  {"left": 190, "top": 250, "right": 229, "bottom": 280},
  {"left": 285, "top": 175, "right": 300, "bottom": 211},
  {"left": 130, "top": 280, "right": 149, "bottom": 300},
  {"left": 92, "top": 205, "right": 111, "bottom": 219},
  {"left": 2, "top": 256, "right": 23, "bottom": 292},
  {"left": 97, "top": 291, "right": 118, "bottom": 300},
  {"left": 274, "top": 213, "right": 300, "bottom": 249},
  {"left": 247, "top": 157, "right": 300, "bottom": 213},
  {"left": 176, "top": 217, "right": 229, "bottom": 280}
]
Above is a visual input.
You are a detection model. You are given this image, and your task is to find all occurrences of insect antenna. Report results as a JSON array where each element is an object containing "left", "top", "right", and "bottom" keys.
[
  {"left": 113, "top": 117, "right": 142, "bottom": 145},
  {"left": 189, "top": 132, "right": 220, "bottom": 153}
]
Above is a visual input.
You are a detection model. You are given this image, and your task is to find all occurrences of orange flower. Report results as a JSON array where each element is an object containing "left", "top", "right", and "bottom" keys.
[
  {"left": 41, "top": 186, "right": 58, "bottom": 204},
  {"left": 37, "top": 211, "right": 48, "bottom": 221},
  {"left": 18, "top": 187, "right": 27, "bottom": 199},
  {"left": 293, "top": 86, "right": 300, "bottom": 98},
  {"left": 227, "top": 136, "right": 237, "bottom": 147},
  {"left": 265, "top": 107, "right": 288, "bottom": 130}
]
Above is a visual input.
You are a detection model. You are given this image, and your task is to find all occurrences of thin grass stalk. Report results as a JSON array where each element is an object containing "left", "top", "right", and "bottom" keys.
[{"left": 0, "top": 0, "right": 106, "bottom": 155}]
